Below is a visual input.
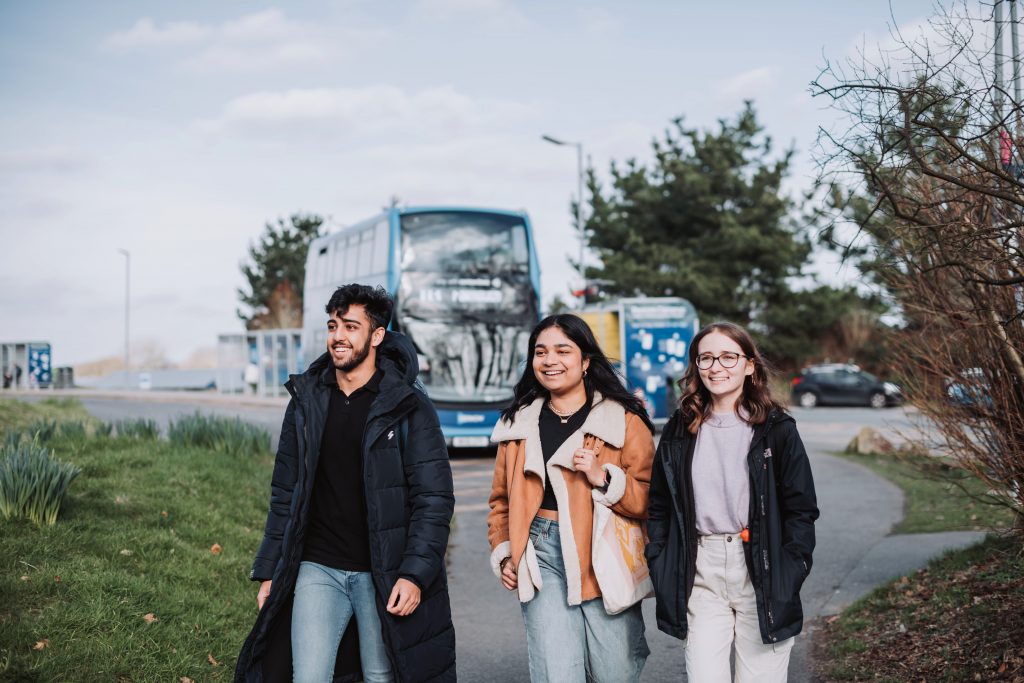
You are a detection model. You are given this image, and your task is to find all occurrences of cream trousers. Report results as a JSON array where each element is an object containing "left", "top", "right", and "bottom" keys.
[{"left": 684, "top": 533, "right": 794, "bottom": 683}]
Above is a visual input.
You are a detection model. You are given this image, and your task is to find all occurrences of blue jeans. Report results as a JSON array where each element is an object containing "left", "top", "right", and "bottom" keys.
[
  {"left": 521, "top": 517, "right": 649, "bottom": 683},
  {"left": 291, "top": 561, "right": 394, "bottom": 683}
]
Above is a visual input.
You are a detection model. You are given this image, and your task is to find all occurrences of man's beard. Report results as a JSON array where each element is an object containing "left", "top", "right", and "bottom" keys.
[{"left": 331, "top": 336, "right": 373, "bottom": 372}]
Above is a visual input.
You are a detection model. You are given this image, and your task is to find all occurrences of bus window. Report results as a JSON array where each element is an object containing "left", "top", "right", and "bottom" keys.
[
  {"left": 358, "top": 229, "right": 374, "bottom": 276},
  {"left": 344, "top": 234, "right": 359, "bottom": 279},
  {"left": 372, "top": 219, "right": 389, "bottom": 275},
  {"left": 332, "top": 238, "right": 346, "bottom": 282}
]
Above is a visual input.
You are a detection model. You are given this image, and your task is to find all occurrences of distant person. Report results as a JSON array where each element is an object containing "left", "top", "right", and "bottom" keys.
[
  {"left": 487, "top": 314, "right": 656, "bottom": 682},
  {"left": 646, "top": 322, "right": 819, "bottom": 682},
  {"left": 2, "top": 368, "right": 11, "bottom": 389},
  {"left": 243, "top": 362, "right": 259, "bottom": 395},
  {"left": 236, "top": 284, "right": 456, "bottom": 683}
]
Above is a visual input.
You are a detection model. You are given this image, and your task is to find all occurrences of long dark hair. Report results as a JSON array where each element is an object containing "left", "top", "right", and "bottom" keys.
[
  {"left": 501, "top": 314, "right": 654, "bottom": 433},
  {"left": 677, "top": 321, "right": 784, "bottom": 434}
]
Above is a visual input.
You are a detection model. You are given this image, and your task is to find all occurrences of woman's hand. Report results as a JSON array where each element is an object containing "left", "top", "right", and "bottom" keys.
[
  {"left": 499, "top": 556, "right": 518, "bottom": 591},
  {"left": 573, "top": 448, "right": 607, "bottom": 488},
  {"left": 257, "top": 580, "right": 272, "bottom": 610}
]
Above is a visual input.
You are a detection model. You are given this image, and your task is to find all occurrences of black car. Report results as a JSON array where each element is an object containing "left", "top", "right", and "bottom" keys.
[{"left": 790, "top": 363, "right": 903, "bottom": 408}]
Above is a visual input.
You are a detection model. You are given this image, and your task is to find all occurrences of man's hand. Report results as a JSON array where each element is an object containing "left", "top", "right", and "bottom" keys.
[
  {"left": 257, "top": 580, "right": 272, "bottom": 610},
  {"left": 499, "top": 556, "right": 518, "bottom": 591},
  {"left": 386, "top": 578, "right": 421, "bottom": 616}
]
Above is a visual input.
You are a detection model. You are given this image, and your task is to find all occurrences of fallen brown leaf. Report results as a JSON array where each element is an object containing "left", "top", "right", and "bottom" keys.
[
  {"left": 54, "top": 575, "right": 61, "bottom": 583},
  {"left": 179, "top": 677, "right": 195, "bottom": 683},
  {"left": 20, "top": 575, "right": 29, "bottom": 581},
  {"left": 208, "top": 653, "right": 220, "bottom": 666},
  {"left": 33, "top": 639, "right": 49, "bottom": 650},
  {"left": 210, "top": 543, "right": 222, "bottom": 555},
  {"left": 142, "top": 613, "right": 158, "bottom": 624}
]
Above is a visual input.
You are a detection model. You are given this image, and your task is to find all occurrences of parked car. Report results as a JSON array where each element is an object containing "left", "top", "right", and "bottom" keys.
[
  {"left": 945, "top": 367, "right": 992, "bottom": 410},
  {"left": 791, "top": 363, "right": 903, "bottom": 408}
]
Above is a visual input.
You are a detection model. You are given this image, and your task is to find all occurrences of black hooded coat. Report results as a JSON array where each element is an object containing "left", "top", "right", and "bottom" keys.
[
  {"left": 645, "top": 408, "right": 819, "bottom": 645},
  {"left": 235, "top": 332, "right": 456, "bottom": 682}
]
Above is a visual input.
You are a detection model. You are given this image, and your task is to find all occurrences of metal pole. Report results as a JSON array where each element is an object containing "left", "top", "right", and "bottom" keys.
[
  {"left": 117, "top": 248, "right": 130, "bottom": 388},
  {"left": 1012, "top": 1, "right": 1022, "bottom": 140},
  {"left": 576, "top": 142, "right": 585, "bottom": 301},
  {"left": 541, "top": 134, "right": 587, "bottom": 305},
  {"left": 997, "top": 0, "right": 1006, "bottom": 127}
]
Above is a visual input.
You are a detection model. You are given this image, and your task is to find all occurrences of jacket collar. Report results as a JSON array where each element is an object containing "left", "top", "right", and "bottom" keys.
[{"left": 490, "top": 392, "right": 627, "bottom": 448}]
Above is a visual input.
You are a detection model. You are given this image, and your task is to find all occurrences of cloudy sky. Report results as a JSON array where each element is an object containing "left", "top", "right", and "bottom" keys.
[{"left": 0, "top": 0, "right": 939, "bottom": 368}]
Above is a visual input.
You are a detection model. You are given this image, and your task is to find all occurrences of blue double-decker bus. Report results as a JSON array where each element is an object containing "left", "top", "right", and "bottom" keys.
[{"left": 303, "top": 206, "right": 541, "bottom": 448}]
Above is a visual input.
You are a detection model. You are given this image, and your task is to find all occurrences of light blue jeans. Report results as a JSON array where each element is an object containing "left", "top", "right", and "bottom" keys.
[
  {"left": 521, "top": 517, "right": 649, "bottom": 683},
  {"left": 291, "top": 561, "right": 394, "bottom": 683}
]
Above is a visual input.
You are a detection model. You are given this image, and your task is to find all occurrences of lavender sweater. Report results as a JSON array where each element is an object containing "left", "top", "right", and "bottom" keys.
[{"left": 692, "top": 410, "right": 754, "bottom": 535}]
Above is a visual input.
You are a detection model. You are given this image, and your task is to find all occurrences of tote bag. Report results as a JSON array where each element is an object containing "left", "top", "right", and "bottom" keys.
[{"left": 588, "top": 436, "right": 653, "bottom": 615}]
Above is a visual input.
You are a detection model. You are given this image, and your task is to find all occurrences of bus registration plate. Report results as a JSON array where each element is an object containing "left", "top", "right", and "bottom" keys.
[{"left": 452, "top": 436, "right": 490, "bottom": 448}]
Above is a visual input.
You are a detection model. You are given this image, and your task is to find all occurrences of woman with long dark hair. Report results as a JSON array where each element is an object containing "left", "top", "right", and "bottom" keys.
[
  {"left": 646, "top": 322, "right": 819, "bottom": 682},
  {"left": 487, "top": 314, "right": 655, "bottom": 683}
]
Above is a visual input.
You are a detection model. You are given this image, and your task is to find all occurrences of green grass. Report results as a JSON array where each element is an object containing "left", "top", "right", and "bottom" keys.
[
  {"left": 0, "top": 398, "right": 95, "bottom": 434},
  {"left": 0, "top": 406, "right": 271, "bottom": 680},
  {"left": 835, "top": 450, "right": 1016, "bottom": 533}
]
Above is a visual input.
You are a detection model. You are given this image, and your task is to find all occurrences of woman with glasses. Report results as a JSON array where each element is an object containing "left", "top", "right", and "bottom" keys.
[
  {"left": 487, "top": 314, "right": 656, "bottom": 682},
  {"left": 646, "top": 322, "right": 819, "bottom": 682}
]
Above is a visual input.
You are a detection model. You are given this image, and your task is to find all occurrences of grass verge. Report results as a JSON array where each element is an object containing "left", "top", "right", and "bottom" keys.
[
  {"left": 0, "top": 398, "right": 95, "bottom": 434},
  {"left": 814, "top": 533, "right": 1024, "bottom": 682},
  {"left": 0, "top": 408, "right": 270, "bottom": 680},
  {"left": 835, "top": 450, "right": 1015, "bottom": 533}
]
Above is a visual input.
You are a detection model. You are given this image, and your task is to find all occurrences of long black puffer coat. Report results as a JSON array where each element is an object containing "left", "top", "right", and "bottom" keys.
[
  {"left": 235, "top": 332, "right": 456, "bottom": 682},
  {"left": 645, "top": 408, "right": 819, "bottom": 645}
]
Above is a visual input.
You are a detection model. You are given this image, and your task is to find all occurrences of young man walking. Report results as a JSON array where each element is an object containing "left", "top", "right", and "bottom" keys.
[{"left": 236, "top": 284, "right": 456, "bottom": 683}]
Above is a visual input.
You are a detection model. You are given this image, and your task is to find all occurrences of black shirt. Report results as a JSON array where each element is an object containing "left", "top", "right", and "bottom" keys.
[
  {"left": 539, "top": 401, "right": 592, "bottom": 511},
  {"left": 302, "top": 369, "right": 383, "bottom": 571}
]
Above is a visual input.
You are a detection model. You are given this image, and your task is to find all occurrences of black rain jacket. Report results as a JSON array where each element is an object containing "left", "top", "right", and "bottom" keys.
[
  {"left": 645, "top": 408, "right": 819, "bottom": 644},
  {"left": 235, "top": 332, "right": 456, "bottom": 682}
]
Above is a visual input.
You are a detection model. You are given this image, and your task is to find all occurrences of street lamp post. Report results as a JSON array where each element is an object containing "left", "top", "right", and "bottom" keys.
[
  {"left": 542, "top": 134, "right": 586, "bottom": 303},
  {"left": 117, "top": 248, "right": 130, "bottom": 389}
]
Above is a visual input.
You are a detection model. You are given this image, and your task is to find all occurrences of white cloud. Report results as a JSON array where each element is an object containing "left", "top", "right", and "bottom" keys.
[
  {"left": 412, "top": 0, "right": 529, "bottom": 29},
  {"left": 195, "top": 85, "right": 535, "bottom": 137},
  {"left": 579, "top": 7, "right": 619, "bottom": 37},
  {"left": 0, "top": 146, "right": 91, "bottom": 174},
  {"left": 716, "top": 66, "right": 778, "bottom": 100},
  {"left": 101, "top": 9, "right": 383, "bottom": 72},
  {"left": 101, "top": 18, "right": 212, "bottom": 50}
]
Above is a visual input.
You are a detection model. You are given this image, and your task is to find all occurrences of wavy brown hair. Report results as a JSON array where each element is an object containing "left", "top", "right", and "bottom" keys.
[{"left": 677, "top": 322, "right": 784, "bottom": 434}]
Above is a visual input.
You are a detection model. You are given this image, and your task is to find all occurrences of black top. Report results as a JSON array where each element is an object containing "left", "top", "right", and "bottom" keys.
[
  {"left": 302, "top": 369, "right": 383, "bottom": 571},
  {"left": 538, "top": 401, "right": 592, "bottom": 511}
]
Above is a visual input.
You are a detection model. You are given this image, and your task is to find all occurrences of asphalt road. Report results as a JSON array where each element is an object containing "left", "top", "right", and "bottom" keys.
[{"left": 10, "top": 392, "right": 973, "bottom": 681}]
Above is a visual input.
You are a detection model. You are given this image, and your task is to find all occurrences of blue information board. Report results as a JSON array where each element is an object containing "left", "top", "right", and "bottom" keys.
[
  {"left": 620, "top": 299, "right": 699, "bottom": 421},
  {"left": 27, "top": 343, "right": 52, "bottom": 387}
]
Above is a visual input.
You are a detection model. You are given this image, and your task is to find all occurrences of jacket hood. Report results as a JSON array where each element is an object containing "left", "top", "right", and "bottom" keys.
[
  {"left": 670, "top": 406, "right": 793, "bottom": 439},
  {"left": 293, "top": 330, "right": 420, "bottom": 393}
]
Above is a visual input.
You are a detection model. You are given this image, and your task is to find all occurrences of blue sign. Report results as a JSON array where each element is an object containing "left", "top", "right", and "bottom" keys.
[
  {"left": 28, "top": 343, "right": 52, "bottom": 387},
  {"left": 621, "top": 299, "right": 698, "bottom": 421}
]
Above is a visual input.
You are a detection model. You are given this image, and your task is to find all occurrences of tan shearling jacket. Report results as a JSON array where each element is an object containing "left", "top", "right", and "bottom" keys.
[{"left": 486, "top": 394, "right": 655, "bottom": 605}]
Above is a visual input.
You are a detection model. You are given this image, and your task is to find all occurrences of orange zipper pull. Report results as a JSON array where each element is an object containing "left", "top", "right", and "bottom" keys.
[{"left": 740, "top": 527, "right": 750, "bottom": 543}]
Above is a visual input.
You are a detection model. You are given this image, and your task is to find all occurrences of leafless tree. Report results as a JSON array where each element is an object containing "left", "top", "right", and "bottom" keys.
[{"left": 812, "top": 0, "right": 1024, "bottom": 527}]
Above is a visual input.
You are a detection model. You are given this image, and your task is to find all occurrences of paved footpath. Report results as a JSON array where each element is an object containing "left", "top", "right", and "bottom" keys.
[
  {"left": 11, "top": 391, "right": 986, "bottom": 681},
  {"left": 447, "top": 410, "right": 985, "bottom": 683}
]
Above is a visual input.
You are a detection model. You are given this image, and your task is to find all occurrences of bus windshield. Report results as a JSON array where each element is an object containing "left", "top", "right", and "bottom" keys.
[{"left": 397, "top": 211, "right": 537, "bottom": 403}]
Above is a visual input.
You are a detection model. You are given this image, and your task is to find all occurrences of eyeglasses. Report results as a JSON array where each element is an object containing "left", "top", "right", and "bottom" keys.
[{"left": 696, "top": 353, "right": 749, "bottom": 370}]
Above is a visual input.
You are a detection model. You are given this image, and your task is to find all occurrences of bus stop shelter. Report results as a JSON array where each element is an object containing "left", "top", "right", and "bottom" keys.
[
  {"left": 217, "top": 329, "right": 303, "bottom": 398},
  {"left": 2, "top": 341, "right": 52, "bottom": 390}
]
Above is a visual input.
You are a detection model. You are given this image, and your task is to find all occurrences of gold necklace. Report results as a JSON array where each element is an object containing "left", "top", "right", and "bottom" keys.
[{"left": 548, "top": 400, "right": 583, "bottom": 424}]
